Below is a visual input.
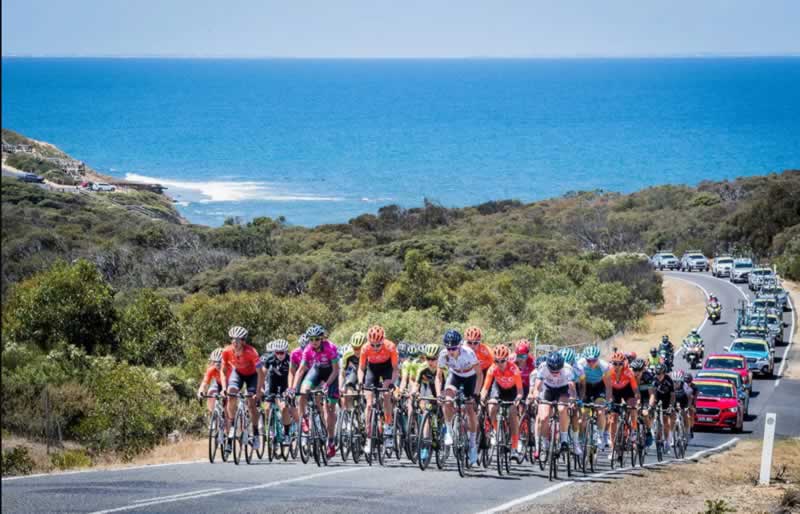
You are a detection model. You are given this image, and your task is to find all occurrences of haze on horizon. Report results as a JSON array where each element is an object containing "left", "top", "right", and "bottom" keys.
[{"left": 2, "top": 0, "right": 800, "bottom": 59}]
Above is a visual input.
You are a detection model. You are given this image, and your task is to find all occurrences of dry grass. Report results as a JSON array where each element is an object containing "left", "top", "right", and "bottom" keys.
[
  {"left": 607, "top": 276, "right": 706, "bottom": 357},
  {"left": 93, "top": 437, "right": 206, "bottom": 469},
  {"left": 519, "top": 438, "right": 800, "bottom": 514}
]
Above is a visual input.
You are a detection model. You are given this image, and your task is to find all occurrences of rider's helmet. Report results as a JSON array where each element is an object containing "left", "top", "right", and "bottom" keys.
[
  {"left": 690, "top": 328, "right": 699, "bottom": 336},
  {"left": 630, "top": 358, "right": 646, "bottom": 372},
  {"left": 515, "top": 339, "right": 531, "bottom": 356},
  {"left": 583, "top": 345, "right": 601, "bottom": 360},
  {"left": 684, "top": 373, "right": 693, "bottom": 383},
  {"left": 264, "top": 340, "right": 273, "bottom": 353},
  {"left": 546, "top": 352, "right": 565, "bottom": 372},
  {"left": 209, "top": 348, "right": 223, "bottom": 363},
  {"left": 535, "top": 355, "right": 547, "bottom": 367},
  {"left": 271, "top": 339, "right": 289, "bottom": 353},
  {"left": 443, "top": 329, "right": 462, "bottom": 348},
  {"left": 464, "top": 326, "right": 482, "bottom": 343},
  {"left": 298, "top": 333, "right": 310, "bottom": 350},
  {"left": 396, "top": 342, "right": 409, "bottom": 359},
  {"left": 625, "top": 351, "right": 637, "bottom": 363},
  {"left": 350, "top": 331, "right": 367, "bottom": 349},
  {"left": 305, "top": 324, "right": 326, "bottom": 339},
  {"left": 661, "top": 335, "right": 670, "bottom": 343},
  {"left": 367, "top": 325, "right": 385, "bottom": 344},
  {"left": 228, "top": 325, "right": 248, "bottom": 340},
  {"left": 670, "top": 369, "right": 685, "bottom": 382},
  {"left": 423, "top": 344, "right": 440, "bottom": 359},
  {"left": 493, "top": 345, "right": 510, "bottom": 360},
  {"left": 650, "top": 347, "right": 659, "bottom": 356},
  {"left": 655, "top": 363, "right": 667, "bottom": 375},
  {"left": 559, "top": 347, "right": 577, "bottom": 365}
]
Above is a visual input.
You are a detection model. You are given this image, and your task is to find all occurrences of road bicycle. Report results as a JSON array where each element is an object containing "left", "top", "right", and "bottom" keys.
[
  {"left": 580, "top": 402, "right": 606, "bottom": 474},
  {"left": 672, "top": 405, "right": 688, "bottom": 459},
  {"left": 538, "top": 400, "right": 573, "bottom": 481},
  {"left": 264, "top": 392, "right": 293, "bottom": 462},
  {"left": 416, "top": 395, "right": 448, "bottom": 471},
  {"left": 493, "top": 400, "right": 516, "bottom": 476},
  {"left": 229, "top": 390, "right": 257, "bottom": 465},
  {"left": 391, "top": 391, "right": 410, "bottom": 461},
  {"left": 201, "top": 392, "right": 229, "bottom": 463},
  {"left": 651, "top": 401, "right": 670, "bottom": 462},
  {"left": 609, "top": 401, "right": 637, "bottom": 469},
  {"left": 364, "top": 386, "right": 391, "bottom": 466},
  {"left": 300, "top": 388, "right": 329, "bottom": 467},
  {"left": 442, "top": 387, "right": 474, "bottom": 478}
]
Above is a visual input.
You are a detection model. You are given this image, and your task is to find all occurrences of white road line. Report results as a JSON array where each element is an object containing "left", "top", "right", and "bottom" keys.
[
  {"left": 89, "top": 467, "right": 362, "bottom": 514},
  {"left": 132, "top": 488, "right": 221, "bottom": 503},
  {"left": 475, "top": 437, "right": 740, "bottom": 514},
  {"left": 775, "top": 291, "right": 797, "bottom": 387},
  {"left": 1, "top": 459, "right": 206, "bottom": 482}
]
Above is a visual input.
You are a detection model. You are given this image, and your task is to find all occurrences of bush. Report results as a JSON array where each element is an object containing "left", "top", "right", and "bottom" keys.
[
  {"left": 50, "top": 449, "right": 92, "bottom": 470},
  {"left": 1, "top": 447, "right": 35, "bottom": 476},
  {"left": 115, "top": 289, "right": 183, "bottom": 367},
  {"left": 43, "top": 170, "right": 79, "bottom": 186}
]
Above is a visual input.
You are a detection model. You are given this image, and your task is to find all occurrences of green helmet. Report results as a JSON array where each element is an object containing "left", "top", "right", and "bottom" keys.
[
  {"left": 422, "top": 343, "right": 440, "bottom": 359},
  {"left": 350, "top": 331, "right": 367, "bottom": 348},
  {"left": 407, "top": 343, "right": 421, "bottom": 358}
]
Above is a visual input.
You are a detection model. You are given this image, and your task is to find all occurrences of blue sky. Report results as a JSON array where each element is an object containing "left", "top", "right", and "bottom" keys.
[{"left": 3, "top": 0, "right": 799, "bottom": 58}]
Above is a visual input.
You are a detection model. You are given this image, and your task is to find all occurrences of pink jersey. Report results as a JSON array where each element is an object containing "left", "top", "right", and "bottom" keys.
[
  {"left": 290, "top": 348, "right": 304, "bottom": 368},
  {"left": 301, "top": 340, "right": 339, "bottom": 369},
  {"left": 514, "top": 354, "right": 536, "bottom": 387}
]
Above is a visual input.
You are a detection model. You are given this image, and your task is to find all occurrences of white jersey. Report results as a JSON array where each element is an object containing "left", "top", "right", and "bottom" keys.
[
  {"left": 438, "top": 346, "right": 478, "bottom": 377},
  {"left": 536, "top": 362, "right": 575, "bottom": 389}
]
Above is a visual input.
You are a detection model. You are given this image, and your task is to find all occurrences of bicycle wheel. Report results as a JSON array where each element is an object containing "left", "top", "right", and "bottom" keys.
[
  {"left": 299, "top": 413, "right": 310, "bottom": 464},
  {"left": 288, "top": 419, "right": 299, "bottom": 460},
  {"left": 392, "top": 407, "right": 405, "bottom": 461},
  {"left": 208, "top": 411, "right": 220, "bottom": 463},
  {"left": 654, "top": 415, "right": 663, "bottom": 462},
  {"left": 375, "top": 412, "right": 385, "bottom": 467},
  {"left": 244, "top": 411, "right": 254, "bottom": 465},
  {"left": 339, "top": 410, "right": 351, "bottom": 462},
  {"left": 406, "top": 411, "right": 419, "bottom": 464},
  {"left": 264, "top": 409, "right": 274, "bottom": 461},
  {"left": 637, "top": 423, "right": 647, "bottom": 467},
  {"left": 233, "top": 409, "right": 245, "bottom": 465},
  {"left": 496, "top": 417, "right": 506, "bottom": 476},
  {"left": 435, "top": 415, "right": 447, "bottom": 470},
  {"left": 453, "top": 416, "right": 466, "bottom": 478},
  {"left": 350, "top": 411, "right": 363, "bottom": 464},
  {"left": 418, "top": 411, "right": 433, "bottom": 471},
  {"left": 580, "top": 422, "right": 591, "bottom": 474},
  {"left": 629, "top": 424, "right": 637, "bottom": 468},
  {"left": 548, "top": 423, "right": 558, "bottom": 481},
  {"left": 673, "top": 420, "right": 683, "bottom": 459}
]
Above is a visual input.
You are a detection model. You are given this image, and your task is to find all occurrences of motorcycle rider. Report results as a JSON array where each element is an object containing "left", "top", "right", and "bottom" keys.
[
  {"left": 659, "top": 335, "right": 674, "bottom": 370},
  {"left": 648, "top": 347, "right": 660, "bottom": 368}
]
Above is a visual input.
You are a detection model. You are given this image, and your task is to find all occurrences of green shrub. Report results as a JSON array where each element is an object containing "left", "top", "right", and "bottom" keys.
[
  {"left": 1, "top": 447, "right": 35, "bottom": 476},
  {"left": 698, "top": 498, "right": 736, "bottom": 514},
  {"left": 50, "top": 449, "right": 92, "bottom": 470},
  {"left": 43, "top": 170, "right": 78, "bottom": 186},
  {"left": 115, "top": 289, "right": 183, "bottom": 367}
]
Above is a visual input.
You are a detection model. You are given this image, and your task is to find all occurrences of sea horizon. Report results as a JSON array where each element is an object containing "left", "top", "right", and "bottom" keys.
[{"left": 3, "top": 57, "right": 799, "bottom": 227}]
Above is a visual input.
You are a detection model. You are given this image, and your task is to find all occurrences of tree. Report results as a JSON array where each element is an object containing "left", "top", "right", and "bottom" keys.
[
  {"left": 3, "top": 259, "right": 116, "bottom": 353},
  {"left": 384, "top": 250, "right": 453, "bottom": 314},
  {"left": 115, "top": 289, "right": 182, "bottom": 367}
]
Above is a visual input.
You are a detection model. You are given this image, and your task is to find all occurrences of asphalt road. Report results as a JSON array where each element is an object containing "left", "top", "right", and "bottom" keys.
[{"left": 2, "top": 272, "right": 796, "bottom": 514}]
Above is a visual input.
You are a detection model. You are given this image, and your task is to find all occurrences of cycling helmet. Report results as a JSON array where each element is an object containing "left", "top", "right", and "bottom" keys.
[
  {"left": 209, "top": 348, "right": 223, "bottom": 362},
  {"left": 264, "top": 341, "right": 273, "bottom": 353},
  {"left": 423, "top": 344, "right": 440, "bottom": 359},
  {"left": 583, "top": 345, "right": 601, "bottom": 360},
  {"left": 367, "top": 325, "right": 385, "bottom": 344},
  {"left": 684, "top": 373, "right": 693, "bottom": 383},
  {"left": 397, "top": 342, "right": 409, "bottom": 359},
  {"left": 298, "top": 333, "right": 310, "bottom": 349},
  {"left": 662, "top": 335, "right": 669, "bottom": 343},
  {"left": 625, "top": 351, "right": 637, "bottom": 362},
  {"left": 443, "top": 329, "right": 462, "bottom": 348},
  {"left": 630, "top": 358, "right": 646, "bottom": 372},
  {"left": 340, "top": 343, "right": 352, "bottom": 356},
  {"left": 535, "top": 355, "right": 547, "bottom": 367},
  {"left": 493, "top": 345, "right": 510, "bottom": 360},
  {"left": 464, "top": 326, "right": 483, "bottom": 342},
  {"left": 350, "top": 331, "right": 367, "bottom": 348},
  {"left": 650, "top": 347, "right": 658, "bottom": 356},
  {"left": 407, "top": 343, "right": 421, "bottom": 359},
  {"left": 559, "top": 347, "right": 577, "bottom": 365},
  {"left": 670, "top": 369, "right": 685, "bottom": 382},
  {"left": 305, "top": 324, "right": 326, "bottom": 339},
  {"left": 690, "top": 328, "right": 699, "bottom": 336},
  {"left": 271, "top": 339, "right": 289, "bottom": 352},
  {"left": 546, "top": 352, "right": 565, "bottom": 371},
  {"left": 655, "top": 363, "right": 667, "bottom": 374},
  {"left": 611, "top": 351, "right": 626, "bottom": 364},
  {"left": 229, "top": 326, "right": 248, "bottom": 340},
  {"left": 515, "top": 340, "right": 531, "bottom": 355}
]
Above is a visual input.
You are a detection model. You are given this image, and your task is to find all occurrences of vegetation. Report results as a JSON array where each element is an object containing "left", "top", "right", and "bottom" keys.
[{"left": 1, "top": 447, "right": 35, "bottom": 476}]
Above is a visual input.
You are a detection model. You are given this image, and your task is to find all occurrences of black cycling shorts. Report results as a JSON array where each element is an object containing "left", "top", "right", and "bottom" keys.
[
  {"left": 676, "top": 394, "right": 690, "bottom": 410},
  {"left": 490, "top": 383, "right": 518, "bottom": 402},
  {"left": 585, "top": 381, "right": 607, "bottom": 402},
  {"left": 364, "top": 360, "right": 394, "bottom": 388},
  {"left": 542, "top": 384, "right": 570, "bottom": 403},
  {"left": 446, "top": 373, "right": 478, "bottom": 399},
  {"left": 611, "top": 384, "right": 635, "bottom": 403},
  {"left": 302, "top": 366, "right": 339, "bottom": 402},
  {"left": 266, "top": 375, "right": 289, "bottom": 397}
]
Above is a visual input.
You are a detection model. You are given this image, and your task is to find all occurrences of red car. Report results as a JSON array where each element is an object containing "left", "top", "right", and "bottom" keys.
[
  {"left": 702, "top": 353, "right": 752, "bottom": 394},
  {"left": 693, "top": 378, "right": 744, "bottom": 432}
]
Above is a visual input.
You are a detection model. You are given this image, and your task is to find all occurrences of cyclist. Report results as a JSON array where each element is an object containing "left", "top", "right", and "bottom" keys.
[
  {"left": 648, "top": 363, "right": 675, "bottom": 452},
  {"left": 671, "top": 369, "right": 693, "bottom": 440},
  {"left": 339, "top": 332, "right": 366, "bottom": 410},
  {"left": 559, "top": 347, "right": 584, "bottom": 456},
  {"left": 221, "top": 326, "right": 266, "bottom": 451},
  {"left": 630, "top": 358, "right": 655, "bottom": 447},
  {"left": 411, "top": 343, "right": 442, "bottom": 462},
  {"left": 290, "top": 324, "right": 340, "bottom": 459},
  {"left": 437, "top": 329, "right": 481, "bottom": 466},
  {"left": 481, "top": 345, "right": 524, "bottom": 462},
  {"left": 530, "top": 352, "right": 577, "bottom": 457},
  {"left": 660, "top": 335, "right": 674, "bottom": 370},
  {"left": 262, "top": 339, "right": 296, "bottom": 438},
  {"left": 684, "top": 373, "right": 698, "bottom": 438},
  {"left": 606, "top": 351, "right": 640, "bottom": 461},
  {"left": 398, "top": 343, "right": 422, "bottom": 395},
  {"left": 289, "top": 334, "right": 309, "bottom": 388},
  {"left": 197, "top": 348, "right": 226, "bottom": 413},
  {"left": 513, "top": 340, "right": 536, "bottom": 399},
  {"left": 358, "top": 325, "right": 399, "bottom": 453},
  {"left": 576, "top": 345, "right": 611, "bottom": 449},
  {"left": 465, "top": 326, "right": 493, "bottom": 376}
]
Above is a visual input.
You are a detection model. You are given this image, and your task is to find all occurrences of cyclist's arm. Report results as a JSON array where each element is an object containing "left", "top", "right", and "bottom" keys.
[
  {"left": 472, "top": 363, "right": 483, "bottom": 396},
  {"left": 325, "top": 361, "right": 339, "bottom": 388},
  {"left": 603, "top": 373, "right": 612, "bottom": 401},
  {"left": 435, "top": 368, "right": 445, "bottom": 396},
  {"left": 529, "top": 378, "right": 542, "bottom": 400},
  {"left": 293, "top": 363, "right": 308, "bottom": 390},
  {"left": 481, "top": 367, "right": 494, "bottom": 394},
  {"left": 514, "top": 373, "right": 523, "bottom": 399},
  {"left": 220, "top": 361, "right": 229, "bottom": 393},
  {"left": 567, "top": 381, "right": 577, "bottom": 400},
  {"left": 256, "top": 366, "right": 266, "bottom": 400}
]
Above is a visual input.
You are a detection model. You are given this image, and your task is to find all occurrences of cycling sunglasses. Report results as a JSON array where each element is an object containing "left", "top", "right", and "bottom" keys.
[
  {"left": 494, "top": 358, "right": 507, "bottom": 364},
  {"left": 370, "top": 343, "right": 383, "bottom": 349},
  {"left": 310, "top": 336, "right": 324, "bottom": 342},
  {"left": 466, "top": 340, "right": 481, "bottom": 345},
  {"left": 447, "top": 346, "right": 460, "bottom": 352},
  {"left": 274, "top": 351, "right": 286, "bottom": 356},
  {"left": 515, "top": 353, "right": 528, "bottom": 358},
  {"left": 612, "top": 361, "right": 625, "bottom": 366}
]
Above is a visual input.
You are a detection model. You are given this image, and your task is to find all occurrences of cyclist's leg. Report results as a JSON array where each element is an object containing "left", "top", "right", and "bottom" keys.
[
  {"left": 226, "top": 370, "right": 243, "bottom": 433},
  {"left": 324, "top": 375, "right": 339, "bottom": 440}
]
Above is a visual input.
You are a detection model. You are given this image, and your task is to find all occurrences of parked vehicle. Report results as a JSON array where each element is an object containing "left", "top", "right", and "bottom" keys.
[
  {"left": 651, "top": 251, "right": 680, "bottom": 271},
  {"left": 692, "top": 379, "right": 743, "bottom": 433},
  {"left": 730, "top": 258, "right": 754, "bottom": 283},
  {"left": 91, "top": 182, "right": 116, "bottom": 192},
  {"left": 17, "top": 173, "right": 44, "bottom": 183},
  {"left": 695, "top": 370, "right": 749, "bottom": 415},
  {"left": 711, "top": 256, "right": 734, "bottom": 278},
  {"left": 703, "top": 353, "right": 751, "bottom": 394},
  {"left": 748, "top": 268, "right": 775, "bottom": 291},
  {"left": 680, "top": 251, "right": 709, "bottom": 272},
  {"left": 724, "top": 338, "right": 774, "bottom": 377}
]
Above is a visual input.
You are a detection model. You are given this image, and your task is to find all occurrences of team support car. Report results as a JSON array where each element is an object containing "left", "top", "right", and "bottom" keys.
[
  {"left": 748, "top": 268, "right": 775, "bottom": 291},
  {"left": 730, "top": 258, "right": 754, "bottom": 283},
  {"left": 749, "top": 312, "right": 787, "bottom": 346},
  {"left": 736, "top": 324, "right": 774, "bottom": 348},
  {"left": 695, "top": 370, "right": 749, "bottom": 415},
  {"left": 693, "top": 378, "right": 744, "bottom": 433},
  {"left": 711, "top": 256, "right": 734, "bottom": 278},
  {"left": 703, "top": 353, "right": 752, "bottom": 394},
  {"left": 680, "top": 251, "right": 709, "bottom": 272},
  {"left": 758, "top": 283, "right": 789, "bottom": 312},
  {"left": 651, "top": 251, "right": 680, "bottom": 271},
  {"left": 751, "top": 297, "right": 777, "bottom": 313},
  {"left": 725, "top": 338, "right": 774, "bottom": 377}
]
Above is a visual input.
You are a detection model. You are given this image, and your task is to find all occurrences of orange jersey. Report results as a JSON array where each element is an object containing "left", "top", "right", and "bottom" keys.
[
  {"left": 609, "top": 366, "right": 638, "bottom": 390},
  {"left": 472, "top": 343, "right": 493, "bottom": 371},
  {"left": 202, "top": 365, "right": 222, "bottom": 385},
  {"left": 482, "top": 362, "right": 523, "bottom": 392},
  {"left": 359, "top": 340, "right": 398, "bottom": 368}
]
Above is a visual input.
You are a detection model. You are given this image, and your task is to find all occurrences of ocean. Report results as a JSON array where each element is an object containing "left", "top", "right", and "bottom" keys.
[{"left": 2, "top": 57, "right": 799, "bottom": 227}]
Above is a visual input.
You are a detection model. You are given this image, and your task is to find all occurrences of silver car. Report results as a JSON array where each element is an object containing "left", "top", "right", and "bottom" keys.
[
  {"left": 680, "top": 251, "right": 709, "bottom": 272},
  {"left": 730, "top": 258, "right": 754, "bottom": 283},
  {"left": 651, "top": 252, "right": 680, "bottom": 271},
  {"left": 712, "top": 256, "right": 734, "bottom": 278},
  {"left": 748, "top": 268, "right": 775, "bottom": 291}
]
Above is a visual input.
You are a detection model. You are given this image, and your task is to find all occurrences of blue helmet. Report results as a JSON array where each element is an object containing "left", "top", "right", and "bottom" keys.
[
  {"left": 305, "top": 324, "right": 326, "bottom": 339},
  {"left": 583, "top": 345, "right": 601, "bottom": 360},
  {"left": 559, "top": 347, "right": 577, "bottom": 365},
  {"left": 298, "top": 333, "right": 310, "bottom": 349},
  {"left": 397, "top": 342, "right": 410, "bottom": 359},
  {"left": 546, "top": 352, "right": 565, "bottom": 372},
  {"left": 443, "top": 329, "right": 462, "bottom": 348},
  {"left": 535, "top": 355, "right": 547, "bottom": 367}
]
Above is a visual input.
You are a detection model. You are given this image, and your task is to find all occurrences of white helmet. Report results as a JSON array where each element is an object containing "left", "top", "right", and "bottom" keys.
[
  {"left": 228, "top": 326, "right": 248, "bottom": 340},
  {"left": 209, "top": 348, "right": 223, "bottom": 362},
  {"left": 271, "top": 339, "right": 289, "bottom": 352}
]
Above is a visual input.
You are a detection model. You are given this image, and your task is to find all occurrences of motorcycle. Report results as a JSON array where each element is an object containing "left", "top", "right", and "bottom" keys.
[
  {"left": 683, "top": 345, "right": 704, "bottom": 369},
  {"left": 659, "top": 349, "right": 674, "bottom": 373},
  {"left": 706, "top": 303, "right": 722, "bottom": 324}
]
